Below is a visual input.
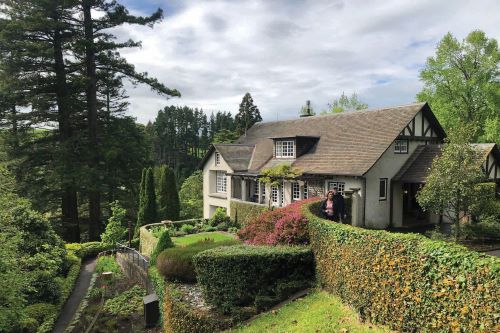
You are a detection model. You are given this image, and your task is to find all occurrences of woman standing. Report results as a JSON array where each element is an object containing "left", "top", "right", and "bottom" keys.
[{"left": 320, "top": 190, "right": 336, "bottom": 221}]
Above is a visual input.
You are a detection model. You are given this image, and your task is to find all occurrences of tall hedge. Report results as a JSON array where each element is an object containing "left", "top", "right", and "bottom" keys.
[
  {"left": 158, "top": 166, "right": 180, "bottom": 221},
  {"left": 137, "top": 168, "right": 157, "bottom": 232},
  {"left": 194, "top": 245, "right": 315, "bottom": 313},
  {"left": 303, "top": 201, "right": 500, "bottom": 333}
]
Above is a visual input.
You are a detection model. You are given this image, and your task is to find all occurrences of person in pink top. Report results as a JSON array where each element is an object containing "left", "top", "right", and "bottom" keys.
[{"left": 320, "top": 190, "right": 335, "bottom": 221}]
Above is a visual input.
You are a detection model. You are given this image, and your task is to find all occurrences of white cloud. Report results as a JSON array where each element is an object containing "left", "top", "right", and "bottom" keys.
[{"left": 113, "top": 0, "right": 500, "bottom": 123}]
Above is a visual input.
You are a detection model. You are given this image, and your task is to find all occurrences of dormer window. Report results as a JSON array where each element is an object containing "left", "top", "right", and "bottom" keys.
[
  {"left": 394, "top": 139, "right": 408, "bottom": 154},
  {"left": 275, "top": 140, "right": 295, "bottom": 158},
  {"left": 215, "top": 152, "right": 221, "bottom": 166}
]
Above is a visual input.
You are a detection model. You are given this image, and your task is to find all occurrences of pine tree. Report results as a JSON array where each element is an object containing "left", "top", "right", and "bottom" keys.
[
  {"left": 141, "top": 168, "right": 157, "bottom": 226},
  {"left": 235, "top": 92, "right": 262, "bottom": 135},
  {"left": 158, "top": 166, "right": 180, "bottom": 221}
]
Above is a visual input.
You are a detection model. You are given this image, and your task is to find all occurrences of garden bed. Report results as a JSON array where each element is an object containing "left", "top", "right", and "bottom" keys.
[{"left": 172, "top": 231, "right": 236, "bottom": 246}]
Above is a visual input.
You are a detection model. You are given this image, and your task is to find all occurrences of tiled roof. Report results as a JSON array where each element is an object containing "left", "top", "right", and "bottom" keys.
[
  {"left": 234, "top": 102, "right": 432, "bottom": 176},
  {"left": 213, "top": 144, "right": 255, "bottom": 171}
]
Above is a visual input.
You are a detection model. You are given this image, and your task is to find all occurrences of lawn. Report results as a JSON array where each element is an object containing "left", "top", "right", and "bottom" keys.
[
  {"left": 172, "top": 231, "right": 237, "bottom": 246},
  {"left": 227, "top": 291, "right": 391, "bottom": 333}
]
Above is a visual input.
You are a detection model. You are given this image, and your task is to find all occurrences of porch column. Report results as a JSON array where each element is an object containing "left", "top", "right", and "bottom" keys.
[
  {"left": 241, "top": 179, "right": 248, "bottom": 201},
  {"left": 283, "top": 181, "right": 292, "bottom": 206}
]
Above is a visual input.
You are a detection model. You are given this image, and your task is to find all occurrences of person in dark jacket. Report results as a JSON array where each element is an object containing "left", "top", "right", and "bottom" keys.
[
  {"left": 320, "top": 190, "right": 336, "bottom": 221},
  {"left": 331, "top": 187, "right": 346, "bottom": 222}
]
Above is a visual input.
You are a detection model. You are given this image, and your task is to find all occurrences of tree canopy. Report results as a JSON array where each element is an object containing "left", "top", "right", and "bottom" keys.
[
  {"left": 323, "top": 92, "right": 368, "bottom": 114},
  {"left": 235, "top": 92, "right": 262, "bottom": 135}
]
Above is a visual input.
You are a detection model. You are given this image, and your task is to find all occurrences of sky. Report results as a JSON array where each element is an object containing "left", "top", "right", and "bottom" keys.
[{"left": 111, "top": 0, "right": 500, "bottom": 124}]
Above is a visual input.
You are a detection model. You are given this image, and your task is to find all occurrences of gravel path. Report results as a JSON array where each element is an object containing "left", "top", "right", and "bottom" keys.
[{"left": 52, "top": 258, "right": 96, "bottom": 333}]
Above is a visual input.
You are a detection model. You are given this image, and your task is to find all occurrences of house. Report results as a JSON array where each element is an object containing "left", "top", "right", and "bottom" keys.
[{"left": 200, "top": 102, "right": 500, "bottom": 229}]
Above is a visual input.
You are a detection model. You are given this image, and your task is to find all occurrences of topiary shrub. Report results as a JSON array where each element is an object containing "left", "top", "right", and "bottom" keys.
[
  {"left": 238, "top": 198, "right": 319, "bottom": 245},
  {"left": 208, "top": 207, "right": 230, "bottom": 227},
  {"left": 156, "top": 240, "right": 239, "bottom": 283},
  {"left": 193, "top": 245, "right": 315, "bottom": 313},
  {"left": 150, "top": 230, "right": 174, "bottom": 264},
  {"left": 303, "top": 200, "right": 500, "bottom": 333}
]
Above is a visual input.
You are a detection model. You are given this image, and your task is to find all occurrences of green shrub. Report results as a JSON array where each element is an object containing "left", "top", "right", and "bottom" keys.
[
  {"left": 163, "top": 282, "right": 234, "bottom": 333},
  {"left": 26, "top": 270, "right": 62, "bottom": 304},
  {"left": 95, "top": 255, "right": 122, "bottom": 275},
  {"left": 229, "top": 200, "right": 269, "bottom": 226},
  {"left": 65, "top": 242, "right": 114, "bottom": 260},
  {"left": 24, "top": 303, "right": 57, "bottom": 326},
  {"left": 216, "top": 222, "right": 229, "bottom": 231},
  {"left": 194, "top": 245, "right": 315, "bottom": 313},
  {"left": 156, "top": 240, "right": 240, "bottom": 283},
  {"left": 104, "top": 285, "right": 145, "bottom": 316},
  {"left": 208, "top": 207, "right": 230, "bottom": 227},
  {"left": 463, "top": 216, "right": 500, "bottom": 240},
  {"left": 303, "top": 201, "right": 500, "bottom": 333},
  {"left": 101, "top": 201, "right": 128, "bottom": 245},
  {"left": 150, "top": 230, "right": 174, "bottom": 264},
  {"left": 149, "top": 267, "right": 166, "bottom": 326},
  {"left": 180, "top": 224, "right": 196, "bottom": 234}
]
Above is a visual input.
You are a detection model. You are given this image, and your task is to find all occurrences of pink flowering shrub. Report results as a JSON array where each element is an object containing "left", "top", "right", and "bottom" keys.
[{"left": 238, "top": 197, "right": 320, "bottom": 245}]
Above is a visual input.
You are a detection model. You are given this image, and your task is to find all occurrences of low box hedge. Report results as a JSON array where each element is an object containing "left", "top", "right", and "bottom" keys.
[
  {"left": 303, "top": 201, "right": 500, "bottom": 333},
  {"left": 229, "top": 200, "right": 269, "bottom": 226},
  {"left": 162, "top": 282, "right": 234, "bottom": 333},
  {"left": 65, "top": 242, "right": 114, "bottom": 260},
  {"left": 193, "top": 245, "right": 315, "bottom": 313}
]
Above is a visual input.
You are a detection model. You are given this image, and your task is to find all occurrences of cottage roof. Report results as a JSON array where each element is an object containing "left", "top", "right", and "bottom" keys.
[{"left": 211, "top": 144, "right": 255, "bottom": 171}]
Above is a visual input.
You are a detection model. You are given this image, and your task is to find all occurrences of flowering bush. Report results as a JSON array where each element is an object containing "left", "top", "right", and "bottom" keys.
[{"left": 238, "top": 198, "right": 320, "bottom": 245}]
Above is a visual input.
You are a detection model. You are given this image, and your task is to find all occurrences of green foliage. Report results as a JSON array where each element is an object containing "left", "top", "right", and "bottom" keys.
[
  {"left": 65, "top": 242, "right": 114, "bottom": 260},
  {"left": 193, "top": 245, "right": 315, "bottom": 313},
  {"left": 417, "top": 126, "right": 486, "bottom": 238},
  {"left": 137, "top": 167, "right": 157, "bottom": 232},
  {"left": 149, "top": 267, "right": 166, "bottom": 325},
  {"left": 179, "top": 171, "right": 203, "bottom": 219},
  {"left": 180, "top": 223, "right": 196, "bottom": 234},
  {"left": 156, "top": 240, "right": 240, "bottom": 283},
  {"left": 323, "top": 92, "right": 368, "bottom": 114},
  {"left": 23, "top": 303, "right": 57, "bottom": 327},
  {"left": 208, "top": 207, "right": 230, "bottom": 227},
  {"left": 95, "top": 256, "right": 122, "bottom": 275},
  {"left": 463, "top": 217, "right": 500, "bottom": 240},
  {"left": 229, "top": 200, "right": 269, "bottom": 226},
  {"left": 417, "top": 30, "right": 499, "bottom": 143},
  {"left": 162, "top": 282, "right": 234, "bottom": 333},
  {"left": 101, "top": 201, "right": 127, "bottom": 245},
  {"left": 103, "top": 285, "right": 145, "bottom": 316},
  {"left": 235, "top": 92, "right": 262, "bottom": 134},
  {"left": 299, "top": 100, "right": 315, "bottom": 117},
  {"left": 172, "top": 232, "right": 238, "bottom": 246},
  {"left": 158, "top": 165, "right": 180, "bottom": 221},
  {"left": 212, "top": 129, "right": 240, "bottom": 144},
  {"left": 150, "top": 230, "right": 174, "bottom": 265},
  {"left": 259, "top": 164, "right": 303, "bottom": 187},
  {"left": 303, "top": 201, "right": 500, "bottom": 333}
]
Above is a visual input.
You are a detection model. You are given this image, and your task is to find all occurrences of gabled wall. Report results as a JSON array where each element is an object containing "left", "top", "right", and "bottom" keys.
[{"left": 203, "top": 150, "right": 233, "bottom": 219}]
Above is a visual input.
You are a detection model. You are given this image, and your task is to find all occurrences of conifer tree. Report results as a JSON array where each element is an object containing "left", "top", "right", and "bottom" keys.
[
  {"left": 158, "top": 165, "right": 180, "bottom": 221},
  {"left": 235, "top": 92, "right": 262, "bottom": 135},
  {"left": 143, "top": 167, "right": 157, "bottom": 225}
]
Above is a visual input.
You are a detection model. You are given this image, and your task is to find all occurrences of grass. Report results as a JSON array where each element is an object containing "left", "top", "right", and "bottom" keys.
[
  {"left": 95, "top": 255, "right": 122, "bottom": 275},
  {"left": 172, "top": 231, "right": 237, "bottom": 246},
  {"left": 227, "top": 291, "right": 392, "bottom": 333}
]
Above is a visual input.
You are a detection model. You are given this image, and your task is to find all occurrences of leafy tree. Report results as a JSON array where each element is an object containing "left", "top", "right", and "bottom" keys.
[
  {"left": 417, "top": 30, "right": 499, "bottom": 143},
  {"left": 212, "top": 129, "right": 240, "bottom": 144},
  {"left": 101, "top": 201, "right": 127, "bottom": 245},
  {"left": 235, "top": 92, "right": 262, "bottom": 135},
  {"left": 323, "top": 92, "right": 368, "bottom": 114},
  {"left": 136, "top": 167, "right": 157, "bottom": 231},
  {"left": 158, "top": 165, "right": 180, "bottom": 221},
  {"left": 299, "top": 100, "right": 315, "bottom": 117},
  {"left": 259, "top": 164, "right": 303, "bottom": 207},
  {"left": 417, "top": 125, "right": 486, "bottom": 239},
  {"left": 179, "top": 171, "right": 203, "bottom": 219}
]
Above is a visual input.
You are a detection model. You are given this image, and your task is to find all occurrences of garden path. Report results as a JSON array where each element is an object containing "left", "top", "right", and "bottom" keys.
[
  {"left": 486, "top": 249, "right": 500, "bottom": 258},
  {"left": 52, "top": 258, "right": 96, "bottom": 333}
]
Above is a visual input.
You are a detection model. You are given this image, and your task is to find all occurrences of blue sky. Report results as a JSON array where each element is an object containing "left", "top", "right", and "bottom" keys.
[{"left": 112, "top": 0, "right": 500, "bottom": 124}]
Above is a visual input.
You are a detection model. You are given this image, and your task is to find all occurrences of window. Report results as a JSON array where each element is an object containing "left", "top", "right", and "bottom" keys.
[
  {"left": 394, "top": 139, "right": 408, "bottom": 154},
  {"left": 379, "top": 178, "right": 387, "bottom": 200},
  {"left": 303, "top": 182, "right": 309, "bottom": 199},
  {"left": 216, "top": 171, "right": 227, "bottom": 193},
  {"left": 292, "top": 182, "right": 301, "bottom": 201},
  {"left": 275, "top": 140, "right": 295, "bottom": 158},
  {"left": 327, "top": 181, "right": 345, "bottom": 195},
  {"left": 271, "top": 185, "right": 279, "bottom": 203},
  {"left": 215, "top": 152, "right": 221, "bottom": 166}
]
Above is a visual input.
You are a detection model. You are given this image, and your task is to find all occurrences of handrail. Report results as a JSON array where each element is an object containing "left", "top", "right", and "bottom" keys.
[{"left": 116, "top": 242, "right": 153, "bottom": 293}]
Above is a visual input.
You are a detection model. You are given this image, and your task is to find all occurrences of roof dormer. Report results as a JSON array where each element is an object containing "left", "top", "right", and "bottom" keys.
[{"left": 269, "top": 136, "right": 319, "bottom": 159}]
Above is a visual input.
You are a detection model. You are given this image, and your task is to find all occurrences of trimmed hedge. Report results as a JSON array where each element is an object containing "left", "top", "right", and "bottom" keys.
[
  {"left": 303, "top": 201, "right": 500, "bottom": 333},
  {"left": 162, "top": 282, "right": 234, "bottom": 333},
  {"left": 65, "top": 242, "right": 114, "bottom": 260},
  {"left": 229, "top": 200, "right": 269, "bottom": 226},
  {"left": 193, "top": 245, "right": 315, "bottom": 313},
  {"left": 149, "top": 267, "right": 166, "bottom": 326}
]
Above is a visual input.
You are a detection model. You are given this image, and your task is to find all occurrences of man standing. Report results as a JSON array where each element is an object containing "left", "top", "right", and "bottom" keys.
[{"left": 332, "top": 187, "right": 346, "bottom": 222}]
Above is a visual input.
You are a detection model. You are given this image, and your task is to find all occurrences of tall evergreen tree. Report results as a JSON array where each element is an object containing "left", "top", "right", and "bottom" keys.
[
  {"left": 136, "top": 167, "right": 157, "bottom": 231},
  {"left": 235, "top": 92, "right": 262, "bottom": 135},
  {"left": 157, "top": 165, "right": 180, "bottom": 221}
]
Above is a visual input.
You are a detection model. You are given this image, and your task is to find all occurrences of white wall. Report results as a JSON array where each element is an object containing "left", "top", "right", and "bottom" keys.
[
  {"left": 203, "top": 150, "right": 233, "bottom": 219},
  {"left": 364, "top": 139, "right": 427, "bottom": 228}
]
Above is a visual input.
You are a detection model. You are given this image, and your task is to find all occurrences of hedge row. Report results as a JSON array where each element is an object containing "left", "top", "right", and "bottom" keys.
[
  {"left": 65, "top": 242, "right": 114, "bottom": 260},
  {"left": 162, "top": 282, "right": 234, "bottom": 333},
  {"left": 193, "top": 245, "right": 315, "bottom": 313},
  {"left": 303, "top": 201, "right": 500, "bottom": 333},
  {"left": 229, "top": 200, "right": 269, "bottom": 226},
  {"left": 149, "top": 267, "right": 166, "bottom": 326}
]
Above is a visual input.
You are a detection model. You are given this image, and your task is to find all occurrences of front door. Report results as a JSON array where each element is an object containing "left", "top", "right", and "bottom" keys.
[{"left": 402, "top": 183, "right": 429, "bottom": 225}]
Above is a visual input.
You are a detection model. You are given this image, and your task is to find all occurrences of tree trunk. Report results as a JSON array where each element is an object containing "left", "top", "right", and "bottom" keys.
[
  {"left": 53, "top": 19, "right": 80, "bottom": 242},
  {"left": 84, "top": 0, "right": 101, "bottom": 240}
]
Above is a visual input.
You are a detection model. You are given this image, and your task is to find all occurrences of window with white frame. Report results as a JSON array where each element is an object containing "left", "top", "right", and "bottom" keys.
[
  {"left": 271, "top": 185, "right": 279, "bottom": 203},
  {"left": 379, "top": 178, "right": 387, "bottom": 200},
  {"left": 216, "top": 171, "right": 227, "bottom": 193},
  {"left": 303, "top": 182, "right": 308, "bottom": 199},
  {"left": 275, "top": 140, "right": 295, "bottom": 158},
  {"left": 292, "top": 182, "right": 301, "bottom": 201},
  {"left": 327, "top": 181, "right": 345, "bottom": 195},
  {"left": 215, "top": 152, "right": 221, "bottom": 166},
  {"left": 394, "top": 139, "right": 408, "bottom": 154}
]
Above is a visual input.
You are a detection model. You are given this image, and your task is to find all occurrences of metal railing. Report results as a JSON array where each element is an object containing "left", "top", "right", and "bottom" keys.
[{"left": 116, "top": 242, "right": 153, "bottom": 293}]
